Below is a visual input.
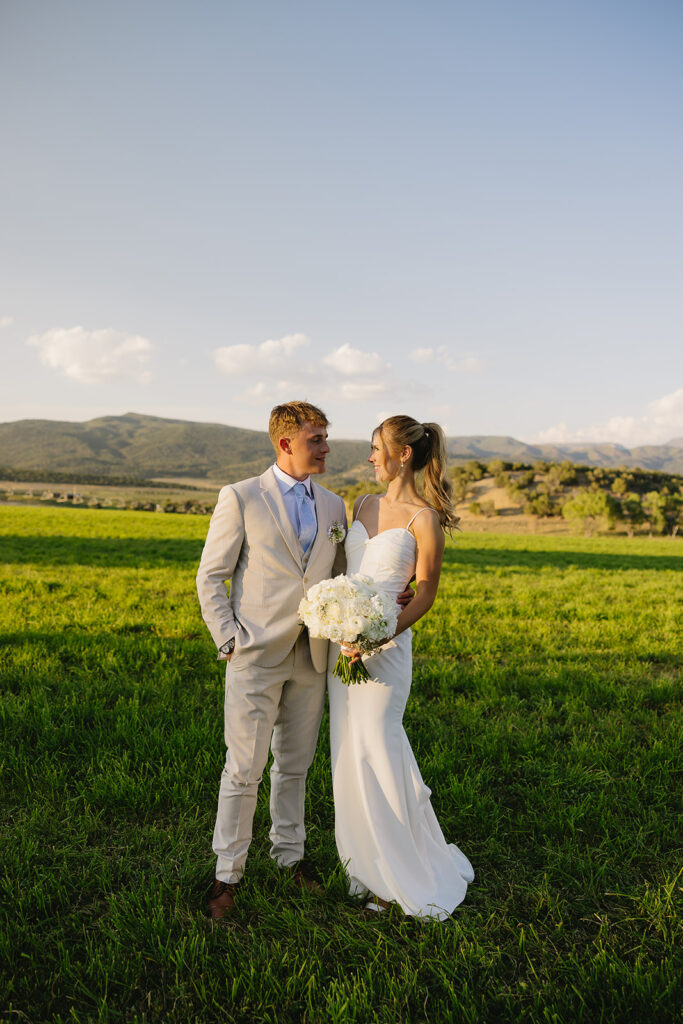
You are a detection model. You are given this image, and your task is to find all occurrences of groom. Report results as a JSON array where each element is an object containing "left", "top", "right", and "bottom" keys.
[{"left": 196, "top": 400, "right": 347, "bottom": 918}]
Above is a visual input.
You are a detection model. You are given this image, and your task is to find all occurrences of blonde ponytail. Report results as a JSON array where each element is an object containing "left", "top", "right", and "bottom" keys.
[
  {"left": 377, "top": 416, "right": 460, "bottom": 533},
  {"left": 421, "top": 422, "right": 460, "bottom": 532}
]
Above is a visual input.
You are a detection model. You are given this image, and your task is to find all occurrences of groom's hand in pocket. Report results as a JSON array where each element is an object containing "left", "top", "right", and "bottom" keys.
[{"left": 218, "top": 638, "right": 236, "bottom": 662}]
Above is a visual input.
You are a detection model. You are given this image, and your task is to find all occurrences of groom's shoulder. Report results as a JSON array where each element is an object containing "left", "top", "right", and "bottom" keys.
[
  {"left": 217, "top": 473, "right": 263, "bottom": 499},
  {"left": 216, "top": 468, "right": 272, "bottom": 502}
]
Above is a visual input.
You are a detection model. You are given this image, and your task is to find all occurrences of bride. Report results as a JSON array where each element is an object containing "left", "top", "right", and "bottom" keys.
[{"left": 328, "top": 415, "right": 474, "bottom": 919}]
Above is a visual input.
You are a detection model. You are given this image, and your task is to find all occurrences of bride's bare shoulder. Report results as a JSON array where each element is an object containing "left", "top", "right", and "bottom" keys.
[
  {"left": 352, "top": 493, "right": 377, "bottom": 519},
  {"left": 409, "top": 505, "right": 442, "bottom": 536}
]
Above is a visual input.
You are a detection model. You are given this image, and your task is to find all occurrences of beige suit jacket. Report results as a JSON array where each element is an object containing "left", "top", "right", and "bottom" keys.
[{"left": 196, "top": 466, "right": 347, "bottom": 673}]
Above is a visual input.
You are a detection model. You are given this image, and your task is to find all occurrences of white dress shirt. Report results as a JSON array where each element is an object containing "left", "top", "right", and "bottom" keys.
[{"left": 272, "top": 463, "right": 318, "bottom": 536}]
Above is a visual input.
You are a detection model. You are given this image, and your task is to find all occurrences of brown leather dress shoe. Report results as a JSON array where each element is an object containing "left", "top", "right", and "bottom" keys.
[{"left": 207, "top": 879, "right": 239, "bottom": 920}]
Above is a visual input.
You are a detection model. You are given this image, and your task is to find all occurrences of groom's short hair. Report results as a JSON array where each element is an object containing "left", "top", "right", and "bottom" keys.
[{"left": 269, "top": 401, "right": 329, "bottom": 452}]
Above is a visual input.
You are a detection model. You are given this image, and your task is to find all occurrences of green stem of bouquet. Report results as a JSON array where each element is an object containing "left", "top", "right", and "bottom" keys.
[{"left": 333, "top": 652, "right": 370, "bottom": 685}]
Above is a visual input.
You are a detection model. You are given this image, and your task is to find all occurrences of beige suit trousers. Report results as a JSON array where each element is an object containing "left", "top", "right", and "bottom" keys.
[{"left": 213, "top": 630, "right": 326, "bottom": 883}]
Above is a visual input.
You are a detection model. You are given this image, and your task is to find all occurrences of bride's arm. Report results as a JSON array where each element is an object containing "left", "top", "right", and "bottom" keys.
[{"left": 392, "top": 511, "right": 444, "bottom": 637}]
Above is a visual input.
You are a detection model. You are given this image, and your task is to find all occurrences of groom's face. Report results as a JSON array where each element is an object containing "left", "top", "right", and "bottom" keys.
[{"left": 283, "top": 421, "right": 330, "bottom": 478}]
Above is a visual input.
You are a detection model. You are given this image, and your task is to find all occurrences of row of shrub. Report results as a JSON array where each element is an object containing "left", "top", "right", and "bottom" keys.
[
  {"left": 0, "top": 490, "right": 213, "bottom": 515},
  {"left": 457, "top": 459, "right": 682, "bottom": 535},
  {"left": 470, "top": 488, "right": 682, "bottom": 535},
  {"left": 451, "top": 458, "right": 682, "bottom": 495},
  {"left": 0, "top": 467, "right": 200, "bottom": 489}
]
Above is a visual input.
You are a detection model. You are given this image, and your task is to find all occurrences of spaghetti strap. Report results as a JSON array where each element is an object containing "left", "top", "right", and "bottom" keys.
[
  {"left": 406, "top": 506, "right": 437, "bottom": 531},
  {"left": 355, "top": 494, "right": 371, "bottom": 518}
]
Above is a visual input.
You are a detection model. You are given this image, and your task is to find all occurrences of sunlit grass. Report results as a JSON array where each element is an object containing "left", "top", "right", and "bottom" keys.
[{"left": 1, "top": 506, "right": 681, "bottom": 1023}]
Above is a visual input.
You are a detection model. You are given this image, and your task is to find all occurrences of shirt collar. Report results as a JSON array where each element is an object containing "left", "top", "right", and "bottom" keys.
[{"left": 273, "top": 463, "right": 313, "bottom": 496}]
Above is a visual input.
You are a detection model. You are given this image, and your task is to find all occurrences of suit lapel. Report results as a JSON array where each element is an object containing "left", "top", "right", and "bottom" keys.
[
  {"left": 306, "top": 482, "right": 333, "bottom": 572},
  {"left": 260, "top": 468, "right": 303, "bottom": 569}
]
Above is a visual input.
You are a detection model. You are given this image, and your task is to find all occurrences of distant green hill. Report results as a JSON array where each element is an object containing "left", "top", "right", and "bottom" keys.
[
  {"left": 446, "top": 435, "right": 683, "bottom": 474},
  {"left": 0, "top": 413, "right": 370, "bottom": 482},
  {"left": 1, "top": 414, "right": 682, "bottom": 480},
  {"left": 446, "top": 436, "right": 541, "bottom": 462}
]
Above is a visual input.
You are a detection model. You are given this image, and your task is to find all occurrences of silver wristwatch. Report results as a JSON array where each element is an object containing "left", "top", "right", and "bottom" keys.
[{"left": 218, "top": 637, "right": 235, "bottom": 658}]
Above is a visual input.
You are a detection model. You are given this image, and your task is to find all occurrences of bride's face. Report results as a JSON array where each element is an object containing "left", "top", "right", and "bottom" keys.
[{"left": 368, "top": 430, "right": 401, "bottom": 482}]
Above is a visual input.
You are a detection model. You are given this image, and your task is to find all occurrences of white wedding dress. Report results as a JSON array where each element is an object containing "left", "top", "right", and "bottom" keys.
[{"left": 327, "top": 515, "right": 474, "bottom": 920}]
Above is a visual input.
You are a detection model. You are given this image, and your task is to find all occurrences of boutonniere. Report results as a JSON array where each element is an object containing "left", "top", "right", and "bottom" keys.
[{"left": 327, "top": 521, "right": 346, "bottom": 545}]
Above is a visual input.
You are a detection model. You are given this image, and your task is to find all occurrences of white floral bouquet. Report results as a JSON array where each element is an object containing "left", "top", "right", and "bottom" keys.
[{"left": 298, "top": 574, "right": 398, "bottom": 684}]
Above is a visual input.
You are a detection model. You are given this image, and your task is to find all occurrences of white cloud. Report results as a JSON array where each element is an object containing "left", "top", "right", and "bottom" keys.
[
  {"left": 449, "top": 354, "right": 484, "bottom": 372},
  {"left": 0, "top": 316, "right": 13, "bottom": 329},
  {"left": 409, "top": 345, "right": 483, "bottom": 372},
  {"left": 213, "top": 333, "right": 310, "bottom": 376},
  {"left": 340, "top": 379, "right": 389, "bottom": 401},
  {"left": 409, "top": 347, "right": 435, "bottom": 363},
  {"left": 212, "top": 333, "right": 425, "bottom": 417},
  {"left": 536, "top": 387, "right": 683, "bottom": 447},
  {"left": 323, "top": 343, "right": 387, "bottom": 376},
  {"left": 409, "top": 347, "right": 435, "bottom": 364},
  {"left": 26, "top": 326, "right": 154, "bottom": 384},
  {"left": 322, "top": 344, "right": 393, "bottom": 400}
]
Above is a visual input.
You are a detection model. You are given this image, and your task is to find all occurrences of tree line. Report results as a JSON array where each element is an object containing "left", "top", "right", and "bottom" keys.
[
  {"left": 0, "top": 467, "right": 200, "bottom": 490},
  {"left": 2, "top": 459, "right": 681, "bottom": 534},
  {"left": 454, "top": 459, "right": 683, "bottom": 536}
]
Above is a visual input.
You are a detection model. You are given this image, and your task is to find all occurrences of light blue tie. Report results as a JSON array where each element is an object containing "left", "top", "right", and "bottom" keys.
[{"left": 293, "top": 482, "right": 317, "bottom": 553}]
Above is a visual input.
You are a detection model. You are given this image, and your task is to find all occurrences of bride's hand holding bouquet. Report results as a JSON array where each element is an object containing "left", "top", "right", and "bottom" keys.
[{"left": 298, "top": 574, "right": 397, "bottom": 684}]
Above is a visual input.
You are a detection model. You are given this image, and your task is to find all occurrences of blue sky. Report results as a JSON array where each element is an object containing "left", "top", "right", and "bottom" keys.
[{"left": 1, "top": 0, "right": 682, "bottom": 444}]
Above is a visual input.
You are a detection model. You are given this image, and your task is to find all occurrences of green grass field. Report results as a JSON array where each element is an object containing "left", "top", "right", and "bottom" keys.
[{"left": 1, "top": 506, "right": 681, "bottom": 1024}]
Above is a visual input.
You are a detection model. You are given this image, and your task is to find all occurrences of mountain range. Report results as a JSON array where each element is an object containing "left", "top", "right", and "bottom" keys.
[{"left": 1, "top": 412, "right": 682, "bottom": 480}]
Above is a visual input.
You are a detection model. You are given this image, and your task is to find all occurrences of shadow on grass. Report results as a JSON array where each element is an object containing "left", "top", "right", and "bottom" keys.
[
  {"left": 443, "top": 546, "right": 683, "bottom": 573},
  {"left": 0, "top": 534, "right": 204, "bottom": 568},
  {"left": 0, "top": 628, "right": 209, "bottom": 661},
  {"left": 5, "top": 536, "right": 681, "bottom": 573}
]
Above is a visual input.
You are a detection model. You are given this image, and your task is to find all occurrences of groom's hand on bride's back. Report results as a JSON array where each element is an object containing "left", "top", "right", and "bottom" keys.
[{"left": 397, "top": 584, "right": 415, "bottom": 608}]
